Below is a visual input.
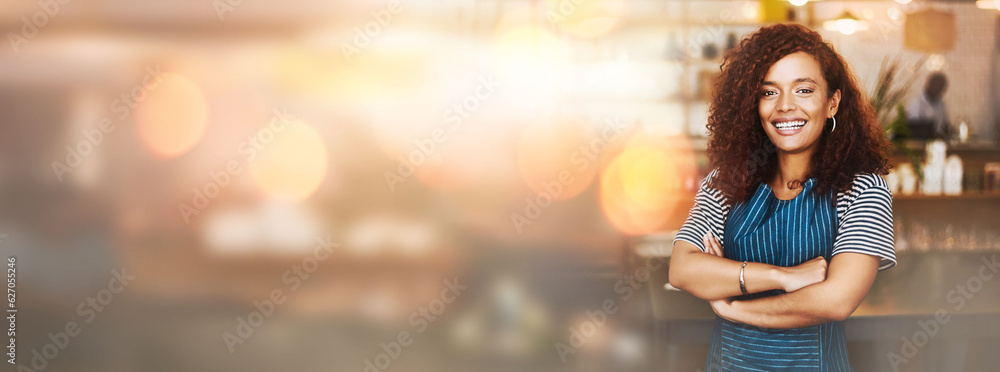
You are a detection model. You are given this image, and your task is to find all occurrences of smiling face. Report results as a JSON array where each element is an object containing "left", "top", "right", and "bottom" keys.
[{"left": 759, "top": 51, "right": 841, "bottom": 156}]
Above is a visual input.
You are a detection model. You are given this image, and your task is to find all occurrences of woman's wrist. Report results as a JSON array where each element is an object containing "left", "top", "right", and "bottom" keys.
[
  {"left": 711, "top": 298, "right": 742, "bottom": 324},
  {"left": 741, "top": 264, "right": 787, "bottom": 294},
  {"left": 770, "top": 267, "right": 790, "bottom": 292}
]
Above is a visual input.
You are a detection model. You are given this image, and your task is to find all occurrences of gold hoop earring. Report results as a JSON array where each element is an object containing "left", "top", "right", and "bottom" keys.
[{"left": 829, "top": 117, "right": 836, "bottom": 133}]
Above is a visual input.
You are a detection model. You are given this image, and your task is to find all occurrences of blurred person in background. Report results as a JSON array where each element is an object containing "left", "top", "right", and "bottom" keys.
[
  {"left": 667, "top": 24, "right": 895, "bottom": 371},
  {"left": 907, "top": 72, "right": 951, "bottom": 139}
]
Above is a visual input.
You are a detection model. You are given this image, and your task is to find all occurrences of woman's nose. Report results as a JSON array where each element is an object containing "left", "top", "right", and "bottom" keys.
[{"left": 778, "top": 94, "right": 796, "bottom": 112}]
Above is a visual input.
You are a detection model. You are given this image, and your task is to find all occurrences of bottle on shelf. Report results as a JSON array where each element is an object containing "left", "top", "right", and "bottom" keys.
[
  {"left": 921, "top": 140, "right": 947, "bottom": 195},
  {"left": 943, "top": 155, "right": 963, "bottom": 196}
]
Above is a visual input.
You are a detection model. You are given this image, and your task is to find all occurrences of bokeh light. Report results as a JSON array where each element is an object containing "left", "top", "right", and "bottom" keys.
[
  {"left": 135, "top": 73, "right": 209, "bottom": 159},
  {"left": 492, "top": 6, "right": 572, "bottom": 108},
  {"left": 517, "top": 117, "right": 602, "bottom": 201},
  {"left": 599, "top": 129, "right": 696, "bottom": 235},
  {"left": 248, "top": 121, "right": 328, "bottom": 202},
  {"left": 543, "top": 0, "right": 626, "bottom": 39}
]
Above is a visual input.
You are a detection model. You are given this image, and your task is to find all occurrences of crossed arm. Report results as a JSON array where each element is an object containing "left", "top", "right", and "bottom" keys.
[{"left": 668, "top": 235, "right": 880, "bottom": 329}]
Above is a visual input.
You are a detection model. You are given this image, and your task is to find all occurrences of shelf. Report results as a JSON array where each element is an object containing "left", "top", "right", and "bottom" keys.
[
  {"left": 893, "top": 193, "right": 1000, "bottom": 201},
  {"left": 893, "top": 139, "right": 1000, "bottom": 153}
]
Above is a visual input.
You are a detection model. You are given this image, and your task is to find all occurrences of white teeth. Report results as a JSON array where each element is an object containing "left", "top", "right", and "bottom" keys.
[{"left": 774, "top": 120, "right": 806, "bottom": 130}]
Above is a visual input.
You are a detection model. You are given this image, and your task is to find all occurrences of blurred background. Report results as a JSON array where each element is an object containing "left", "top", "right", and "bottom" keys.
[{"left": 2, "top": 0, "right": 1000, "bottom": 371}]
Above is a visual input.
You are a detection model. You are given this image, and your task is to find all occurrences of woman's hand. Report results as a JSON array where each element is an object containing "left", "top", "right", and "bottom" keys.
[
  {"left": 778, "top": 256, "right": 828, "bottom": 293},
  {"left": 700, "top": 233, "right": 826, "bottom": 294},
  {"left": 709, "top": 298, "right": 737, "bottom": 322},
  {"left": 702, "top": 233, "right": 724, "bottom": 257}
]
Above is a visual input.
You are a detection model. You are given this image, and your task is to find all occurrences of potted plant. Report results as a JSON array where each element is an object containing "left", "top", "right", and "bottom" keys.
[{"left": 870, "top": 55, "right": 925, "bottom": 176}]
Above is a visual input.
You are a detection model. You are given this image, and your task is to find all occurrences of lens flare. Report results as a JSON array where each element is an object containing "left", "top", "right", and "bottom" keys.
[
  {"left": 135, "top": 73, "right": 208, "bottom": 159},
  {"left": 492, "top": 6, "right": 571, "bottom": 109},
  {"left": 599, "top": 130, "right": 697, "bottom": 235},
  {"left": 249, "top": 121, "right": 328, "bottom": 202},
  {"left": 517, "top": 118, "right": 602, "bottom": 201},
  {"left": 543, "top": 0, "right": 625, "bottom": 39}
]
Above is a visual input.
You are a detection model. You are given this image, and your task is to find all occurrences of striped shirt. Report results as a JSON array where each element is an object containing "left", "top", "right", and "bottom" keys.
[
  {"left": 675, "top": 170, "right": 895, "bottom": 371},
  {"left": 674, "top": 169, "right": 896, "bottom": 271}
]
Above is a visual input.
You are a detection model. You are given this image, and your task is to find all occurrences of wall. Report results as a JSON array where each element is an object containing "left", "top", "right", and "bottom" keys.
[{"left": 818, "top": 2, "right": 997, "bottom": 141}]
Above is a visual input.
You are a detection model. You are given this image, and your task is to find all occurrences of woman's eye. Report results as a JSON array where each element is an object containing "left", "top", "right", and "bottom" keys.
[
  {"left": 761, "top": 91, "right": 776, "bottom": 97},
  {"left": 797, "top": 88, "right": 813, "bottom": 94}
]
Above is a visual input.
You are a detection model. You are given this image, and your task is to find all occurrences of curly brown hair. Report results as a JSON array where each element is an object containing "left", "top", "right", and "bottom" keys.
[{"left": 706, "top": 23, "right": 891, "bottom": 203}]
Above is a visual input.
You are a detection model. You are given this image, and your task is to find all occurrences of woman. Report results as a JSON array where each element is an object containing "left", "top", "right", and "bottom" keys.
[{"left": 668, "top": 24, "right": 895, "bottom": 371}]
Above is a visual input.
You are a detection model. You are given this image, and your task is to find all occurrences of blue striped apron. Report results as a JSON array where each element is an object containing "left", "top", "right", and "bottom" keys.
[{"left": 705, "top": 178, "right": 853, "bottom": 371}]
